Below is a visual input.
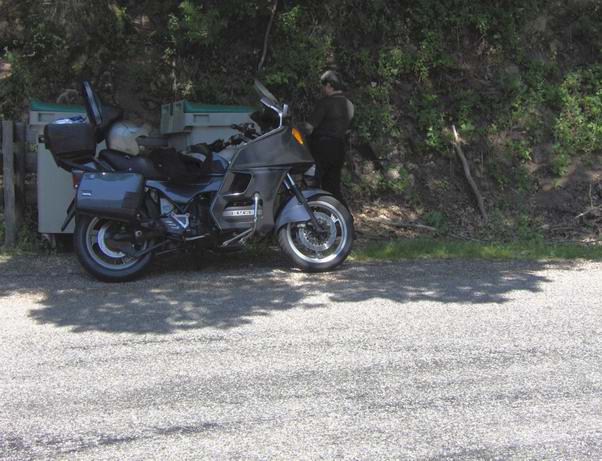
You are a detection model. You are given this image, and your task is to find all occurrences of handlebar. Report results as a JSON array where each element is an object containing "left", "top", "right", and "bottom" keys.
[
  {"left": 230, "top": 123, "right": 258, "bottom": 139},
  {"left": 206, "top": 124, "right": 258, "bottom": 152}
]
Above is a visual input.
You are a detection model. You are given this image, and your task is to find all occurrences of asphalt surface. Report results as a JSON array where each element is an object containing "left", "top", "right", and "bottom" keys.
[{"left": 1, "top": 252, "right": 601, "bottom": 460}]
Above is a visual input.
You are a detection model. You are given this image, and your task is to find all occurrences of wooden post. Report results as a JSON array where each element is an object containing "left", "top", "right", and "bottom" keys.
[
  {"left": 15, "top": 122, "right": 26, "bottom": 226},
  {"left": 2, "top": 120, "right": 16, "bottom": 246}
]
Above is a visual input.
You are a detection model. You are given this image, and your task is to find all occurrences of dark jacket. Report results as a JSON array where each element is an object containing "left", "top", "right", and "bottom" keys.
[{"left": 307, "top": 92, "right": 354, "bottom": 141}]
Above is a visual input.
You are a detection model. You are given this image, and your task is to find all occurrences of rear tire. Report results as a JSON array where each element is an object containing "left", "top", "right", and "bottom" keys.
[
  {"left": 278, "top": 195, "right": 353, "bottom": 272},
  {"left": 73, "top": 215, "right": 154, "bottom": 282}
]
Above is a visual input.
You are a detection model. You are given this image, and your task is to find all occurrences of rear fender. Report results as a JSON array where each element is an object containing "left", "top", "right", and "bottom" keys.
[{"left": 275, "top": 189, "right": 332, "bottom": 231}]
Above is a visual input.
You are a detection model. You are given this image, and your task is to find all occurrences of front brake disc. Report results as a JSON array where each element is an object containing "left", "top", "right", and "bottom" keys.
[{"left": 297, "top": 212, "right": 336, "bottom": 252}]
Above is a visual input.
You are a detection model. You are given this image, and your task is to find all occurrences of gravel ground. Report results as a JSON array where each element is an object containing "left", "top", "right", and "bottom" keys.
[{"left": 1, "top": 253, "right": 601, "bottom": 460}]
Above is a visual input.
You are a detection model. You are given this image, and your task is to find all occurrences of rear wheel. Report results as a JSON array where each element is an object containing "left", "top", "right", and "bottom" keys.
[
  {"left": 278, "top": 195, "right": 353, "bottom": 272},
  {"left": 73, "top": 215, "right": 153, "bottom": 282}
]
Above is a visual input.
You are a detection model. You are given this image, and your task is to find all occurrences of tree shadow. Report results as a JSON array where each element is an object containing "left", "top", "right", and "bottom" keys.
[{"left": 0, "top": 250, "right": 580, "bottom": 335}]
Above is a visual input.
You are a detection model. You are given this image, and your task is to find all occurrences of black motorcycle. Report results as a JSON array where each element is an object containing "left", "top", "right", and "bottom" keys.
[{"left": 43, "top": 80, "right": 354, "bottom": 282}]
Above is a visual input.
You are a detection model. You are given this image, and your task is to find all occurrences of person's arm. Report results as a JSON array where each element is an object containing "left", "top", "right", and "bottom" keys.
[
  {"left": 305, "top": 98, "right": 328, "bottom": 136},
  {"left": 347, "top": 99, "right": 355, "bottom": 122}
]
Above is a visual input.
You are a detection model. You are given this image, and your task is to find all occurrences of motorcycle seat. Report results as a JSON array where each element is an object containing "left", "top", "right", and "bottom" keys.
[
  {"left": 190, "top": 143, "right": 228, "bottom": 175},
  {"left": 98, "top": 149, "right": 167, "bottom": 180}
]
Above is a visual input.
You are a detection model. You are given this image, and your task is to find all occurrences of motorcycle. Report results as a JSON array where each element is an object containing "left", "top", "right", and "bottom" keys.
[{"left": 43, "top": 80, "right": 354, "bottom": 282}]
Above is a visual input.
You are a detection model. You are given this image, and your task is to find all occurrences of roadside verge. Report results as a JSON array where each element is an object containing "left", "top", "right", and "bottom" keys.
[{"left": 352, "top": 238, "right": 602, "bottom": 261}]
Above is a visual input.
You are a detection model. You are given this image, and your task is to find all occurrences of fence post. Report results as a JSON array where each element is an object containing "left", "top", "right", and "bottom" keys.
[
  {"left": 2, "top": 120, "right": 16, "bottom": 247},
  {"left": 15, "top": 122, "right": 26, "bottom": 226}
]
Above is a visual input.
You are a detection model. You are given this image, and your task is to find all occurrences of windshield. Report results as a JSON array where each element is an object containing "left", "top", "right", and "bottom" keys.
[{"left": 254, "top": 80, "right": 279, "bottom": 106}]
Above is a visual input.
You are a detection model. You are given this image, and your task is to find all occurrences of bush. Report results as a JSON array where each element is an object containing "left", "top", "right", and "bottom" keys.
[
  {"left": 553, "top": 65, "right": 602, "bottom": 174},
  {"left": 413, "top": 92, "right": 446, "bottom": 153},
  {"left": 380, "top": 166, "right": 412, "bottom": 194},
  {"left": 423, "top": 210, "right": 448, "bottom": 234}
]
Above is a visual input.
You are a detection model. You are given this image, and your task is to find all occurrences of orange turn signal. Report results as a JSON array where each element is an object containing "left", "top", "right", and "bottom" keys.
[{"left": 291, "top": 127, "right": 304, "bottom": 145}]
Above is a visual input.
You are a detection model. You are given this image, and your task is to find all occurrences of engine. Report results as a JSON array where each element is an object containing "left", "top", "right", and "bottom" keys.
[{"left": 158, "top": 196, "right": 211, "bottom": 239}]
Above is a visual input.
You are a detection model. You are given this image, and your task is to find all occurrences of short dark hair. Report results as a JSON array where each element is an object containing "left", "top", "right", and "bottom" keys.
[{"left": 320, "top": 70, "right": 342, "bottom": 90}]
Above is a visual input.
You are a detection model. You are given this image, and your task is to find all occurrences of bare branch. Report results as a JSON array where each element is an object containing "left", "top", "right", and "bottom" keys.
[
  {"left": 391, "top": 220, "right": 489, "bottom": 242},
  {"left": 257, "top": 0, "right": 279, "bottom": 74},
  {"left": 575, "top": 206, "right": 602, "bottom": 221},
  {"left": 391, "top": 221, "right": 437, "bottom": 233},
  {"left": 451, "top": 124, "right": 488, "bottom": 223}
]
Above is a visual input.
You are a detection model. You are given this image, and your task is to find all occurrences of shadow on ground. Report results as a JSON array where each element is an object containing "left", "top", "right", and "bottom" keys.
[{"left": 0, "top": 248, "right": 580, "bottom": 335}]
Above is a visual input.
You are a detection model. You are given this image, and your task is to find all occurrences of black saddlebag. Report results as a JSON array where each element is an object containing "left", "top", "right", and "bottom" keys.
[
  {"left": 76, "top": 172, "right": 145, "bottom": 221},
  {"left": 150, "top": 147, "right": 213, "bottom": 184},
  {"left": 44, "top": 122, "right": 97, "bottom": 169}
]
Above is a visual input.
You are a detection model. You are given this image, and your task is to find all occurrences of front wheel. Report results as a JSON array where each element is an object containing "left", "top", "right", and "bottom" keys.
[
  {"left": 73, "top": 215, "right": 154, "bottom": 282},
  {"left": 278, "top": 195, "right": 353, "bottom": 272}
]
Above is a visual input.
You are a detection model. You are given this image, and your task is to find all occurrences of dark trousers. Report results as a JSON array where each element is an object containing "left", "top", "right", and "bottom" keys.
[{"left": 311, "top": 136, "right": 348, "bottom": 208}]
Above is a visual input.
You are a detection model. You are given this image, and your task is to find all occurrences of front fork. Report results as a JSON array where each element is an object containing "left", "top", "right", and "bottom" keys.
[{"left": 283, "top": 173, "right": 323, "bottom": 231}]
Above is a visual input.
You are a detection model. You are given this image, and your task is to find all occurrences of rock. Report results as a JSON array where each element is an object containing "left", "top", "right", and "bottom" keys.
[
  {"left": 0, "top": 58, "right": 11, "bottom": 79},
  {"left": 504, "top": 64, "right": 520, "bottom": 76},
  {"left": 539, "top": 178, "right": 557, "bottom": 193},
  {"left": 385, "top": 168, "right": 400, "bottom": 181}
]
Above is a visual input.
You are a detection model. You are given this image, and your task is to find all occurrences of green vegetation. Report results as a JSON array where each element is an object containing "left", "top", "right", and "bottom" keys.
[
  {"left": 0, "top": 207, "right": 52, "bottom": 255},
  {"left": 423, "top": 211, "right": 448, "bottom": 234},
  {"left": 0, "top": 231, "right": 43, "bottom": 255},
  {"left": 553, "top": 65, "right": 602, "bottom": 175},
  {"left": 353, "top": 238, "right": 602, "bottom": 261},
  {"left": 2, "top": 1, "right": 602, "bottom": 240},
  {"left": 3, "top": 1, "right": 599, "bottom": 148}
]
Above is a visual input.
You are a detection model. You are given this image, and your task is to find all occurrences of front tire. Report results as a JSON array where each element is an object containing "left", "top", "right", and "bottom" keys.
[
  {"left": 73, "top": 215, "right": 154, "bottom": 282},
  {"left": 278, "top": 195, "right": 353, "bottom": 272}
]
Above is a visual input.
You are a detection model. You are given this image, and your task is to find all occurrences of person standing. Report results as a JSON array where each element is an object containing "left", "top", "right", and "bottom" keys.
[{"left": 305, "top": 70, "right": 354, "bottom": 209}]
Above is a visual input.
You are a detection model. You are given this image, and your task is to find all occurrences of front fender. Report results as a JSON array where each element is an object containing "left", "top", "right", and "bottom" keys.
[{"left": 274, "top": 189, "right": 332, "bottom": 231}]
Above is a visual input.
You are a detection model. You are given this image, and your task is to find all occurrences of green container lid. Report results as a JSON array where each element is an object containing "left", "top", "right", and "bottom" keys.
[
  {"left": 30, "top": 99, "right": 85, "bottom": 113},
  {"left": 183, "top": 100, "right": 254, "bottom": 114},
  {"left": 31, "top": 99, "right": 253, "bottom": 115}
]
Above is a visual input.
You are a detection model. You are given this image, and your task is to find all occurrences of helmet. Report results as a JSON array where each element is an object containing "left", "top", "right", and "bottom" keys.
[{"left": 106, "top": 121, "right": 151, "bottom": 156}]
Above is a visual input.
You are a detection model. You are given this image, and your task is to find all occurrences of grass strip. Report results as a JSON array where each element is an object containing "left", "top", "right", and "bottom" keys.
[{"left": 352, "top": 238, "right": 602, "bottom": 261}]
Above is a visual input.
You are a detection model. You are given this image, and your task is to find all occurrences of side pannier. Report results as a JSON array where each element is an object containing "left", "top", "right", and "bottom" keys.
[{"left": 75, "top": 172, "right": 145, "bottom": 222}]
